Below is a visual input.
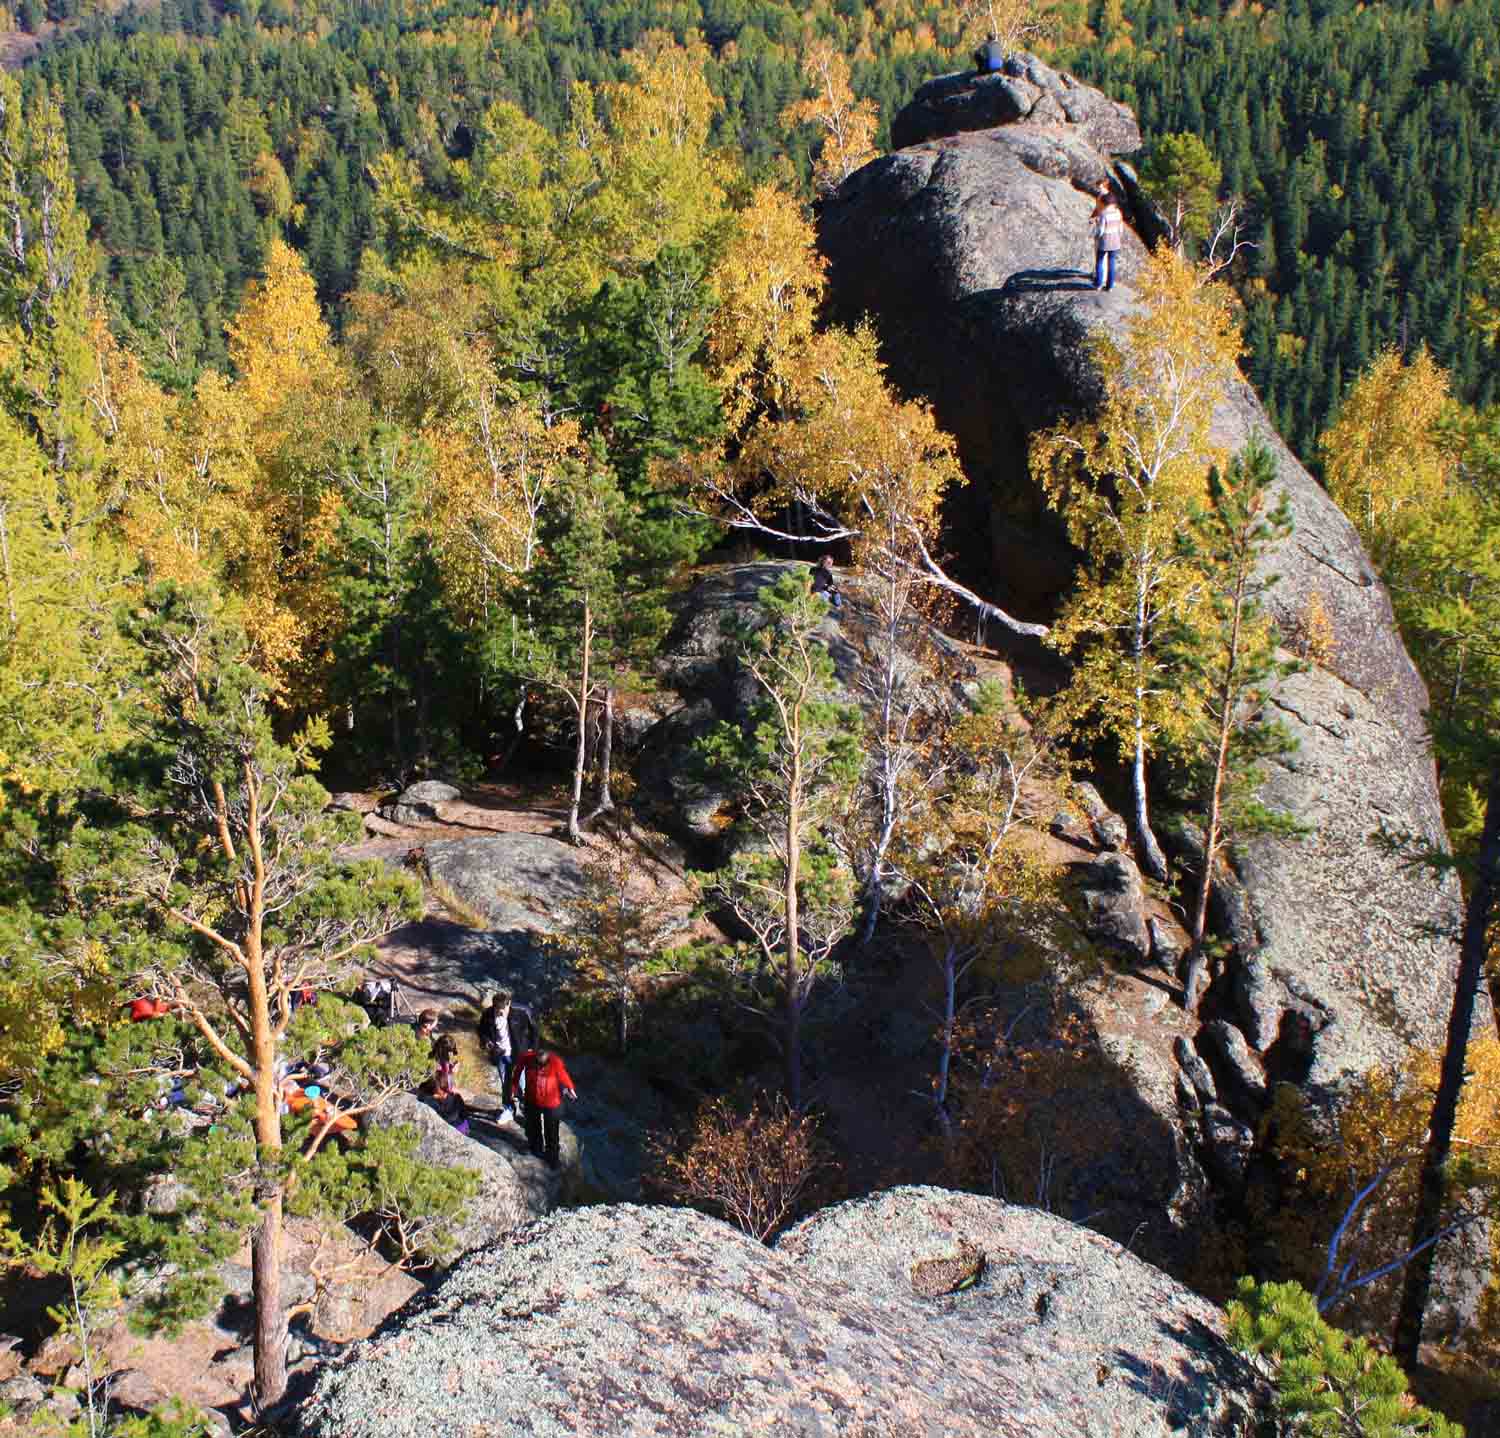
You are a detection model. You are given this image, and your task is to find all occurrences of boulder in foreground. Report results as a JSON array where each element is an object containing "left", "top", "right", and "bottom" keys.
[{"left": 298, "top": 1187, "right": 1263, "bottom": 1437}]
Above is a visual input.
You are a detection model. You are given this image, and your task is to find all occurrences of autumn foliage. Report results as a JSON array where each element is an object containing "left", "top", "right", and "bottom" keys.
[
  {"left": 650, "top": 1093, "right": 834, "bottom": 1242},
  {"left": 1257, "top": 1037, "right": 1500, "bottom": 1338}
]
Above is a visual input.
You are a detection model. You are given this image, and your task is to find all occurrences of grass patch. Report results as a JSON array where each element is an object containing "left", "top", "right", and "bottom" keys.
[
  {"left": 428, "top": 876, "right": 489, "bottom": 930},
  {"left": 440, "top": 1001, "right": 499, "bottom": 1099}
]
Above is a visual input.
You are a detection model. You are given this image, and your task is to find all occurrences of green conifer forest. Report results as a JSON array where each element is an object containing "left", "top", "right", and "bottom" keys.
[{"left": 1, "top": 0, "right": 1499, "bottom": 1430}]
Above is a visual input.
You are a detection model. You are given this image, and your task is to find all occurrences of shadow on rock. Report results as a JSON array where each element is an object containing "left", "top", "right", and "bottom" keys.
[
  {"left": 1002, "top": 267, "right": 1098, "bottom": 294},
  {"left": 1112, "top": 1315, "right": 1262, "bottom": 1431}
]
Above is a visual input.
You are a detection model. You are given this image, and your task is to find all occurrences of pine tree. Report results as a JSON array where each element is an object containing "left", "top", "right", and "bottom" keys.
[
  {"left": 1229, "top": 1278, "right": 1464, "bottom": 1436},
  {"left": 1164, "top": 439, "right": 1304, "bottom": 1011},
  {"left": 56, "top": 584, "right": 422, "bottom": 1408},
  {"left": 695, "top": 570, "right": 862, "bottom": 1109},
  {"left": 325, "top": 426, "right": 480, "bottom": 782}
]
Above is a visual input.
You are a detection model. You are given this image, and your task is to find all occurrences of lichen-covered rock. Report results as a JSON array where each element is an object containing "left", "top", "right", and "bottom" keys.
[
  {"left": 1075, "top": 850, "right": 1151, "bottom": 963},
  {"left": 1202, "top": 1021, "right": 1268, "bottom": 1114},
  {"left": 299, "top": 1189, "right": 1264, "bottom": 1438},
  {"left": 380, "top": 780, "right": 463, "bottom": 826},
  {"left": 1174, "top": 1035, "right": 1218, "bottom": 1107},
  {"left": 893, "top": 55, "right": 1142, "bottom": 154}
]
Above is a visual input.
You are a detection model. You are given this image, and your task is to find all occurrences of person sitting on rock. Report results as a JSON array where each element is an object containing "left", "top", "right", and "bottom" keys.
[
  {"left": 432, "top": 1034, "right": 460, "bottom": 1092},
  {"left": 810, "top": 554, "right": 843, "bottom": 612},
  {"left": 426, "top": 1074, "right": 470, "bottom": 1136},
  {"left": 973, "top": 34, "right": 1005, "bottom": 74},
  {"left": 505, "top": 1045, "right": 577, "bottom": 1169}
]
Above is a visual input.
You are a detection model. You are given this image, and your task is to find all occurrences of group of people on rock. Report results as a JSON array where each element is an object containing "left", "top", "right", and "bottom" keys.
[
  {"left": 477, "top": 990, "right": 577, "bottom": 1169},
  {"left": 125, "top": 977, "right": 581, "bottom": 1169},
  {"left": 412, "top": 990, "right": 578, "bottom": 1169}
]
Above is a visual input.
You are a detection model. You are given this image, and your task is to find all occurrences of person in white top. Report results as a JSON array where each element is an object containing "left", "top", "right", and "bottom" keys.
[{"left": 1091, "top": 183, "right": 1124, "bottom": 292}]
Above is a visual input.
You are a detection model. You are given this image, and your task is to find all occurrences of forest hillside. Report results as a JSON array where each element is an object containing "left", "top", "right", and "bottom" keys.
[{"left": 0, "top": 3, "right": 1498, "bottom": 1436}]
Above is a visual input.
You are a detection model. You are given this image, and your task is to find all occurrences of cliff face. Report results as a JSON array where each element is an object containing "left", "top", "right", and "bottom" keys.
[
  {"left": 817, "top": 61, "right": 1472, "bottom": 1101},
  {"left": 297, "top": 1187, "right": 1264, "bottom": 1437}
]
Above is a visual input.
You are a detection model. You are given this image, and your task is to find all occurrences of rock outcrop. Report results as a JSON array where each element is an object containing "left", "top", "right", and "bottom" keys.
[
  {"left": 298, "top": 1187, "right": 1264, "bottom": 1437},
  {"left": 817, "top": 61, "right": 1470, "bottom": 1103},
  {"left": 420, "top": 832, "right": 591, "bottom": 932},
  {"left": 368, "top": 1092, "right": 577, "bottom": 1262}
]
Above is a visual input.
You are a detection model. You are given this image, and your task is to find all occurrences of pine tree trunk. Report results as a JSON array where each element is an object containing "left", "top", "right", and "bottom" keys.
[
  {"left": 584, "top": 686, "right": 615, "bottom": 827},
  {"left": 1392, "top": 763, "right": 1500, "bottom": 1368},
  {"left": 251, "top": 1189, "right": 286, "bottom": 1408},
  {"left": 248, "top": 968, "right": 287, "bottom": 1406},
  {"left": 567, "top": 601, "right": 592, "bottom": 845},
  {"left": 785, "top": 713, "right": 804, "bottom": 1112}
]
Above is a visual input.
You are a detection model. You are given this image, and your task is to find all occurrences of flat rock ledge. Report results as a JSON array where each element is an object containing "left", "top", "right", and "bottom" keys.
[{"left": 298, "top": 1187, "right": 1263, "bottom": 1437}]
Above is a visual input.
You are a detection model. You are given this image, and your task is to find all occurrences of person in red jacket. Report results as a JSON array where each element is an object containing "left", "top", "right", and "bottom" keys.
[{"left": 505, "top": 1047, "right": 577, "bottom": 1168}]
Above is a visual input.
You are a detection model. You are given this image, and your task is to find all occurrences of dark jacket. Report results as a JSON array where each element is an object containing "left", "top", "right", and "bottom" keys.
[
  {"left": 507, "top": 1003, "right": 536, "bottom": 1054},
  {"left": 478, "top": 1004, "right": 505, "bottom": 1052}
]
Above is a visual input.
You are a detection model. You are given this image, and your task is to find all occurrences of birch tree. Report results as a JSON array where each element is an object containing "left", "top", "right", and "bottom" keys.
[{"left": 1032, "top": 245, "right": 1242, "bottom": 878}]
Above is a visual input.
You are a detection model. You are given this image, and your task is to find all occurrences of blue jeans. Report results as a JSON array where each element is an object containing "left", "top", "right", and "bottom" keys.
[{"left": 1094, "top": 249, "right": 1116, "bottom": 290}]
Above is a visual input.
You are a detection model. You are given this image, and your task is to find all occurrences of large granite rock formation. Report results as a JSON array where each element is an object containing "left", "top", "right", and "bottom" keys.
[
  {"left": 297, "top": 1187, "right": 1265, "bottom": 1437},
  {"left": 817, "top": 61, "right": 1470, "bottom": 1102}
]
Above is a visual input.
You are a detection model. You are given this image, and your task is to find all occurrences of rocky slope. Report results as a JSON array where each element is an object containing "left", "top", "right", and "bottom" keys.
[
  {"left": 816, "top": 59, "right": 1472, "bottom": 1108},
  {"left": 297, "top": 1187, "right": 1264, "bottom": 1437}
]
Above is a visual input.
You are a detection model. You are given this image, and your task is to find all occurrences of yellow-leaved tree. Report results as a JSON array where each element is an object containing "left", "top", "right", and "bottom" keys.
[
  {"left": 779, "top": 40, "right": 879, "bottom": 197},
  {"left": 707, "top": 183, "right": 827, "bottom": 433},
  {"left": 223, "top": 239, "right": 350, "bottom": 698},
  {"left": 342, "top": 266, "right": 587, "bottom": 628},
  {"left": 1032, "top": 245, "right": 1242, "bottom": 879},
  {"left": 1320, "top": 345, "right": 1453, "bottom": 570},
  {"left": 604, "top": 30, "right": 733, "bottom": 268},
  {"left": 370, "top": 90, "right": 612, "bottom": 362}
]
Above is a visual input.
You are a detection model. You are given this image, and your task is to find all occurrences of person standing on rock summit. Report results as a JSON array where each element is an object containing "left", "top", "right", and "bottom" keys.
[
  {"left": 505, "top": 1045, "right": 577, "bottom": 1168},
  {"left": 1091, "top": 184, "right": 1124, "bottom": 292}
]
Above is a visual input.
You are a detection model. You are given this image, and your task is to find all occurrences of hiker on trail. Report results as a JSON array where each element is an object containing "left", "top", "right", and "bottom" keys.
[
  {"left": 1091, "top": 183, "right": 1124, "bottom": 292},
  {"left": 973, "top": 35, "right": 1005, "bottom": 74},
  {"left": 810, "top": 554, "right": 843, "bottom": 611},
  {"left": 505, "top": 1046, "right": 577, "bottom": 1169},
  {"left": 478, "top": 990, "right": 517, "bottom": 1114},
  {"left": 129, "top": 996, "right": 172, "bottom": 1022}
]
